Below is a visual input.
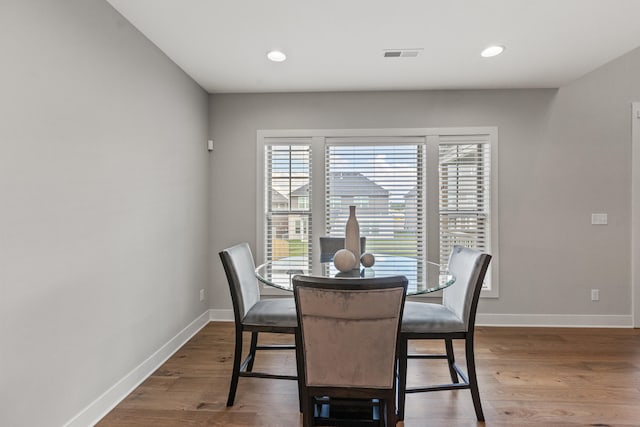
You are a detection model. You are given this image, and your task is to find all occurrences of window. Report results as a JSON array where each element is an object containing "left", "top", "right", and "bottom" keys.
[
  {"left": 257, "top": 129, "right": 498, "bottom": 296},
  {"left": 261, "top": 142, "right": 312, "bottom": 287},
  {"left": 439, "top": 136, "right": 491, "bottom": 269},
  {"left": 297, "top": 196, "right": 309, "bottom": 209},
  {"left": 325, "top": 140, "right": 425, "bottom": 284}
]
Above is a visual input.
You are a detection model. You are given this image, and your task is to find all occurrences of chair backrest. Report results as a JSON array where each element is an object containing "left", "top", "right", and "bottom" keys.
[
  {"left": 319, "top": 236, "right": 367, "bottom": 262},
  {"left": 293, "top": 275, "right": 407, "bottom": 389},
  {"left": 442, "top": 245, "right": 492, "bottom": 332},
  {"left": 219, "top": 243, "right": 261, "bottom": 323}
]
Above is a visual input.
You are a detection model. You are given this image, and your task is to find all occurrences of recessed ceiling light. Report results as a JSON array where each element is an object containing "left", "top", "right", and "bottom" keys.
[
  {"left": 267, "top": 50, "right": 287, "bottom": 62},
  {"left": 481, "top": 45, "right": 505, "bottom": 58}
]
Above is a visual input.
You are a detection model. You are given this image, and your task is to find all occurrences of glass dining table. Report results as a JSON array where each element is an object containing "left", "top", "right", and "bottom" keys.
[{"left": 255, "top": 254, "right": 456, "bottom": 295}]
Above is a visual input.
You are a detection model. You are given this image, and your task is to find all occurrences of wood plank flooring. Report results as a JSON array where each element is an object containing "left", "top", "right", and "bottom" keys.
[{"left": 98, "top": 322, "right": 640, "bottom": 426}]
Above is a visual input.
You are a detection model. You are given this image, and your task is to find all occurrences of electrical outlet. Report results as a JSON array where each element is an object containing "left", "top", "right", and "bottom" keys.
[
  {"left": 591, "top": 213, "right": 608, "bottom": 225},
  {"left": 200, "top": 289, "right": 205, "bottom": 302},
  {"left": 591, "top": 289, "right": 599, "bottom": 301}
]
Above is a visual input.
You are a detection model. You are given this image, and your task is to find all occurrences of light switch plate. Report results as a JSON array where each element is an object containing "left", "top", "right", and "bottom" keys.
[{"left": 591, "top": 213, "right": 608, "bottom": 225}]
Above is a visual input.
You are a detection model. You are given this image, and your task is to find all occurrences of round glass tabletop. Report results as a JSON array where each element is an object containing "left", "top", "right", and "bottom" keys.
[{"left": 255, "top": 254, "right": 455, "bottom": 296}]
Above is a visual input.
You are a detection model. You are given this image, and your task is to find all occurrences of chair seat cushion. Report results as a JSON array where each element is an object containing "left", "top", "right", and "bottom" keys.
[
  {"left": 242, "top": 298, "right": 298, "bottom": 328},
  {"left": 401, "top": 301, "right": 466, "bottom": 333}
]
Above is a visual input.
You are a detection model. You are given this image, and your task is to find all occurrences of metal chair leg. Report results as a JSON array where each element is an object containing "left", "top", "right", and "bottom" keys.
[
  {"left": 227, "top": 327, "right": 243, "bottom": 406},
  {"left": 445, "top": 338, "right": 459, "bottom": 384},
  {"left": 397, "top": 338, "right": 408, "bottom": 421},
  {"left": 302, "top": 394, "right": 314, "bottom": 427},
  {"left": 385, "top": 394, "right": 397, "bottom": 427},
  {"left": 295, "top": 331, "right": 304, "bottom": 412},
  {"left": 246, "top": 331, "right": 259, "bottom": 372},
  {"left": 465, "top": 336, "right": 484, "bottom": 421}
]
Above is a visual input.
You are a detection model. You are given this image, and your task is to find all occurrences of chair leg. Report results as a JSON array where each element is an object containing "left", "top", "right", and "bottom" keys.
[
  {"left": 385, "top": 393, "right": 397, "bottom": 427},
  {"left": 397, "top": 337, "right": 408, "bottom": 421},
  {"left": 302, "top": 393, "right": 314, "bottom": 427},
  {"left": 465, "top": 335, "right": 484, "bottom": 421},
  {"left": 227, "top": 326, "right": 243, "bottom": 406},
  {"left": 246, "top": 331, "right": 259, "bottom": 372},
  {"left": 445, "top": 338, "right": 459, "bottom": 384},
  {"left": 295, "top": 331, "right": 304, "bottom": 412}
]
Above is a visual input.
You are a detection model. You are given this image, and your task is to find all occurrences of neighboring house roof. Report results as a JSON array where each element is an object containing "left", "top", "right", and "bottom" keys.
[
  {"left": 291, "top": 172, "right": 388, "bottom": 197},
  {"left": 290, "top": 184, "right": 310, "bottom": 198},
  {"left": 331, "top": 172, "right": 388, "bottom": 197},
  {"left": 404, "top": 185, "right": 417, "bottom": 200},
  {"left": 271, "top": 189, "right": 289, "bottom": 204}
]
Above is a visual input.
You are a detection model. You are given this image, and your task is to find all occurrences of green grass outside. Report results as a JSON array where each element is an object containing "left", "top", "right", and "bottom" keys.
[
  {"left": 283, "top": 233, "right": 419, "bottom": 259},
  {"left": 287, "top": 239, "right": 309, "bottom": 257}
]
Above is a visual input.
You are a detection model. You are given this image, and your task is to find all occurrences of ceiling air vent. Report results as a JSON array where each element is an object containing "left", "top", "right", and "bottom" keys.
[{"left": 383, "top": 49, "right": 422, "bottom": 58}]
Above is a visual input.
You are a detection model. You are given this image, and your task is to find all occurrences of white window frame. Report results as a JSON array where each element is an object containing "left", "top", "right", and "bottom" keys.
[
  {"left": 297, "top": 196, "right": 309, "bottom": 210},
  {"left": 257, "top": 128, "right": 499, "bottom": 297}
]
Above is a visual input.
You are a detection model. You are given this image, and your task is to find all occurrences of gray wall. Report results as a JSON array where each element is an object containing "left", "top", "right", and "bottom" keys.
[
  {"left": 209, "top": 47, "right": 640, "bottom": 318},
  {"left": 0, "top": 1, "right": 209, "bottom": 426}
]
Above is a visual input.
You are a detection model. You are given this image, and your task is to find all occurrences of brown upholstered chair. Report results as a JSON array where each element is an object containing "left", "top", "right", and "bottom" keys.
[
  {"left": 293, "top": 274, "right": 408, "bottom": 427},
  {"left": 397, "top": 245, "right": 492, "bottom": 421},
  {"left": 219, "top": 243, "right": 299, "bottom": 407}
]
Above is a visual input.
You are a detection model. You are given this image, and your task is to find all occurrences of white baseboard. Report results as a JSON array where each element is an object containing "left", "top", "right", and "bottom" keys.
[
  {"left": 476, "top": 313, "right": 633, "bottom": 328},
  {"left": 209, "top": 308, "right": 234, "bottom": 322},
  {"left": 63, "top": 310, "right": 211, "bottom": 427}
]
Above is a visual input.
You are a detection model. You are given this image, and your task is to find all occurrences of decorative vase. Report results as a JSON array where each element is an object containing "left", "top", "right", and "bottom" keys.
[{"left": 345, "top": 205, "right": 360, "bottom": 269}]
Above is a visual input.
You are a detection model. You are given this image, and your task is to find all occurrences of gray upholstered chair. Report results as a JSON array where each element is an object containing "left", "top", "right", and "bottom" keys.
[
  {"left": 319, "top": 236, "right": 366, "bottom": 262},
  {"left": 398, "top": 245, "right": 492, "bottom": 421},
  {"left": 292, "top": 274, "right": 408, "bottom": 427},
  {"left": 219, "top": 243, "right": 299, "bottom": 407}
]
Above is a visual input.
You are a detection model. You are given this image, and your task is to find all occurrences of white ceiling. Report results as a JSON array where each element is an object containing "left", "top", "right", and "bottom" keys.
[{"left": 106, "top": 0, "right": 640, "bottom": 94}]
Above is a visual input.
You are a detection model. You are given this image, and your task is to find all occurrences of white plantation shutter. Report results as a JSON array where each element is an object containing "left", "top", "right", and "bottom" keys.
[
  {"left": 325, "top": 138, "right": 426, "bottom": 285},
  {"left": 439, "top": 135, "right": 491, "bottom": 287},
  {"left": 264, "top": 142, "right": 312, "bottom": 285}
]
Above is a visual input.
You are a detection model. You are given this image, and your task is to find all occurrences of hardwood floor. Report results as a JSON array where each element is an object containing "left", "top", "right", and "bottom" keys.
[{"left": 98, "top": 322, "right": 640, "bottom": 427}]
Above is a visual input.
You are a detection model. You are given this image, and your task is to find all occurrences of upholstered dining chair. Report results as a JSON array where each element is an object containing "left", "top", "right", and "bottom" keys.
[
  {"left": 219, "top": 243, "right": 299, "bottom": 407},
  {"left": 397, "top": 245, "right": 492, "bottom": 421},
  {"left": 292, "top": 274, "right": 408, "bottom": 427},
  {"left": 319, "top": 236, "right": 366, "bottom": 262}
]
